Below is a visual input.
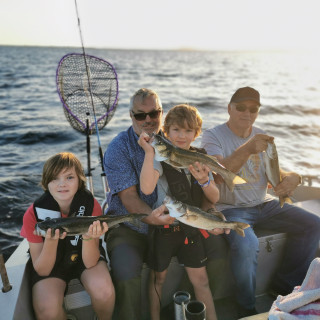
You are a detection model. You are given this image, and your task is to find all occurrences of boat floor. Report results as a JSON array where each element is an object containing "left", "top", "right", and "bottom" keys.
[{"left": 160, "top": 294, "right": 273, "bottom": 319}]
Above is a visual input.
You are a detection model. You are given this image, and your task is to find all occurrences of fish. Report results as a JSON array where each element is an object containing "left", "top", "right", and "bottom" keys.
[
  {"left": 163, "top": 196, "right": 250, "bottom": 237},
  {"left": 35, "top": 213, "right": 148, "bottom": 237},
  {"left": 265, "top": 141, "right": 292, "bottom": 208},
  {"left": 151, "top": 133, "right": 247, "bottom": 192}
]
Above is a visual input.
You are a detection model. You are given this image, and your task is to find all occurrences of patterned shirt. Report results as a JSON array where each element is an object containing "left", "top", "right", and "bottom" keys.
[{"left": 103, "top": 126, "right": 157, "bottom": 234}]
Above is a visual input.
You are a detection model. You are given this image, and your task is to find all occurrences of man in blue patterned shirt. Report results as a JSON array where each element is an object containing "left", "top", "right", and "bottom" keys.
[{"left": 104, "top": 88, "right": 175, "bottom": 320}]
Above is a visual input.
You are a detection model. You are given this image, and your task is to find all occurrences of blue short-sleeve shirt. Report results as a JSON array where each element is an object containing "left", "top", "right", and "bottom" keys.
[{"left": 103, "top": 126, "right": 157, "bottom": 234}]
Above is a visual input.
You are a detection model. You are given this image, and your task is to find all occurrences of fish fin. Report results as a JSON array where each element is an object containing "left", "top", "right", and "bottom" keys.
[
  {"left": 164, "top": 160, "right": 184, "bottom": 170},
  {"left": 279, "top": 196, "right": 292, "bottom": 208},
  {"left": 186, "top": 215, "right": 198, "bottom": 221},
  {"left": 206, "top": 154, "right": 220, "bottom": 162},
  {"left": 235, "top": 228, "right": 245, "bottom": 237},
  {"left": 223, "top": 177, "right": 235, "bottom": 192},
  {"left": 168, "top": 160, "right": 184, "bottom": 167},
  {"left": 207, "top": 209, "right": 226, "bottom": 221},
  {"left": 234, "top": 222, "right": 250, "bottom": 237}
]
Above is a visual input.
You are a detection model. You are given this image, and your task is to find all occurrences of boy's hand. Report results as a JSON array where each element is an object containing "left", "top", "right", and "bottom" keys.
[
  {"left": 83, "top": 220, "right": 108, "bottom": 240},
  {"left": 138, "top": 132, "right": 154, "bottom": 154},
  {"left": 39, "top": 228, "right": 67, "bottom": 241},
  {"left": 189, "top": 162, "right": 210, "bottom": 184}
]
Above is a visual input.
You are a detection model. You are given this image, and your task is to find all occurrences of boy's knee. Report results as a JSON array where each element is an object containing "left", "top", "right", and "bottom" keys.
[
  {"left": 92, "top": 284, "right": 115, "bottom": 302},
  {"left": 35, "top": 304, "right": 63, "bottom": 320}
]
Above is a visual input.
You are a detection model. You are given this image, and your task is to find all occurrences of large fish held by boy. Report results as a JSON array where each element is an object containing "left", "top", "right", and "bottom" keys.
[
  {"left": 35, "top": 213, "right": 148, "bottom": 237},
  {"left": 151, "top": 134, "right": 246, "bottom": 192},
  {"left": 163, "top": 196, "right": 250, "bottom": 237},
  {"left": 265, "top": 141, "right": 292, "bottom": 208}
]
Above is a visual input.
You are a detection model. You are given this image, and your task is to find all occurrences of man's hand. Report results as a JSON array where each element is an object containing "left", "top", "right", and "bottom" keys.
[
  {"left": 142, "top": 204, "right": 175, "bottom": 225},
  {"left": 274, "top": 172, "right": 301, "bottom": 197},
  {"left": 244, "top": 134, "right": 274, "bottom": 155}
]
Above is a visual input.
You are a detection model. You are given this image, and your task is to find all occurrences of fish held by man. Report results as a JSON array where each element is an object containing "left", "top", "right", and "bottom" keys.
[
  {"left": 265, "top": 141, "right": 292, "bottom": 208},
  {"left": 151, "top": 133, "right": 246, "bottom": 192},
  {"left": 35, "top": 213, "right": 148, "bottom": 237},
  {"left": 163, "top": 196, "right": 250, "bottom": 237}
]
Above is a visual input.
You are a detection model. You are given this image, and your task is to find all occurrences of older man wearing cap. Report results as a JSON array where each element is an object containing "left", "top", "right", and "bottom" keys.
[{"left": 201, "top": 87, "right": 320, "bottom": 317}]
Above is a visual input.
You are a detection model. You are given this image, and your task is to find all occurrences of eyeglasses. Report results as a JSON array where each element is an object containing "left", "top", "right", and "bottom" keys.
[
  {"left": 131, "top": 109, "right": 162, "bottom": 121},
  {"left": 234, "top": 104, "right": 260, "bottom": 114}
]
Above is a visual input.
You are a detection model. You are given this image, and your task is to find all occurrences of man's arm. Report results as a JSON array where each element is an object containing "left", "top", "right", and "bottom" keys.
[
  {"left": 219, "top": 133, "right": 274, "bottom": 173},
  {"left": 118, "top": 186, "right": 175, "bottom": 225}
]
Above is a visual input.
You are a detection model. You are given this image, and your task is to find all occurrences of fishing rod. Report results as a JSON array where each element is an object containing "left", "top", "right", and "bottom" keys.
[
  {"left": 74, "top": 0, "right": 106, "bottom": 194},
  {"left": 56, "top": 2, "right": 119, "bottom": 200}
]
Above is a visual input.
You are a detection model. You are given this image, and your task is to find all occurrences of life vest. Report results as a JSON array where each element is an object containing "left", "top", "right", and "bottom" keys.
[
  {"left": 161, "top": 146, "right": 210, "bottom": 241},
  {"left": 33, "top": 189, "right": 94, "bottom": 266}
]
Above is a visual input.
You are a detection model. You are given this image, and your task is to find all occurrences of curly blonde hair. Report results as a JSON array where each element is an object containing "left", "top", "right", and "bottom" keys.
[{"left": 163, "top": 104, "right": 202, "bottom": 138}]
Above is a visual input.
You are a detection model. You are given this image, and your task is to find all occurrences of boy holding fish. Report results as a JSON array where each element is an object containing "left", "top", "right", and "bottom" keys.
[
  {"left": 138, "top": 104, "right": 224, "bottom": 320},
  {"left": 20, "top": 152, "right": 115, "bottom": 320}
]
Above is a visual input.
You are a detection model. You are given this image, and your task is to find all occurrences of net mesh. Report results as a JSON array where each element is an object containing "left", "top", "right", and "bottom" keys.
[{"left": 56, "top": 53, "right": 119, "bottom": 134}]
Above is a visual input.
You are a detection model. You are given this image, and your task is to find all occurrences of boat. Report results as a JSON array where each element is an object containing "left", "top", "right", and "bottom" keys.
[{"left": 1, "top": 175, "right": 320, "bottom": 320}]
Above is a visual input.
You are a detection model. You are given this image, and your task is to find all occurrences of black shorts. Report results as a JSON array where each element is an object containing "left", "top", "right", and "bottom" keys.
[
  {"left": 147, "top": 227, "right": 207, "bottom": 272},
  {"left": 30, "top": 252, "right": 106, "bottom": 288}
]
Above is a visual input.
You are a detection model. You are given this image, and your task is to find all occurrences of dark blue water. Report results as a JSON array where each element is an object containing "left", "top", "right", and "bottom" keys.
[{"left": 1, "top": 45, "right": 320, "bottom": 261}]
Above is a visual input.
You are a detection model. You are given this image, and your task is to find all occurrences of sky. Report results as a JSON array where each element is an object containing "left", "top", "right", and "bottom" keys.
[{"left": 1, "top": 0, "right": 320, "bottom": 51}]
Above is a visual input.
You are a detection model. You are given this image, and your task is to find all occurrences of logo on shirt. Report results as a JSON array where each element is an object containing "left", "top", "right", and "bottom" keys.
[{"left": 70, "top": 206, "right": 86, "bottom": 246}]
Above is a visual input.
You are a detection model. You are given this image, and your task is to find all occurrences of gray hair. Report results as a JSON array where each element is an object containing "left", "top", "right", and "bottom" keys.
[{"left": 129, "top": 88, "right": 162, "bottom": 111}]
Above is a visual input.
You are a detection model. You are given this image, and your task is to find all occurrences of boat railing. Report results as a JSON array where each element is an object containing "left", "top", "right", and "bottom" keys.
[{"left": 301, "top": 174, "right": 320, "bottom": 187}]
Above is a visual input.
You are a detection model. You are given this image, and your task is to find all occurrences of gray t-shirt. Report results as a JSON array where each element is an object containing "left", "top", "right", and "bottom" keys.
[{"left": 201, "top": 123, "right": 273, "bottom": 211}]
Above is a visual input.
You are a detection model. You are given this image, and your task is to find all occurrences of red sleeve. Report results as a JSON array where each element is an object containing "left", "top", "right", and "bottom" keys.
[
  {"left": 20, "top": 204, "right": 43, "bottom": 243},
  {"left": 92, "top": 198, "right": 102, "bottom": 217}
]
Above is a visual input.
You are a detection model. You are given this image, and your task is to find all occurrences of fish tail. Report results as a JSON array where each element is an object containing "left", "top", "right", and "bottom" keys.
[
  {"left": 224, "top": 178, "right": 235, "bottom": 192},
  {"left": 223, "top": 174, "right": 247, "bottom": 192},
  {"left": 234, "top": 222, "right": 250, "bottom": 237},
  {"left": 233, "top": 175, "right": 247, "bottom": 185},
  {"left": 279, "top": 196, "right": 292, "bottom": 208}
]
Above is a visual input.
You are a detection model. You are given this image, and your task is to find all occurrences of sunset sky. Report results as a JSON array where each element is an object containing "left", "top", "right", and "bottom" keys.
[{"left": 1, "top": 0, "right": 319, "bottom": 51}]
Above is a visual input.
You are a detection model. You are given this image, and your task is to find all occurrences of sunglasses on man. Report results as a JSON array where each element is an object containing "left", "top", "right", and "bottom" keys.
[
  {"left": 234, "top": 104, "right": 260, "bottom": 114},
  {"left": 131, "top": 109, "right": 162, "bottom": 121}
]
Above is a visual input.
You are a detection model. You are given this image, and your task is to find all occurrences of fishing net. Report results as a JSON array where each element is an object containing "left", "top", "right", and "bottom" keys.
[{"left": 56, "top": 53, "right": 119, "bottom": 134}]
